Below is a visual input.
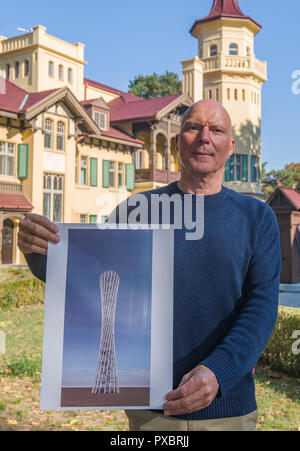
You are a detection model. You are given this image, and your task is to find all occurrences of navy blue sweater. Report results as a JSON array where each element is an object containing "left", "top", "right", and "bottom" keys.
[{"left": 25, "top": 182, "right": 281, "bottom": 420}]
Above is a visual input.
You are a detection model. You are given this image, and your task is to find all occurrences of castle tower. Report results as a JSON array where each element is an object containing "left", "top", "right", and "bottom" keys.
[
  {"left": 182, "top": 0, "right": 267, "bottom": 198},
  {"left": 92, "top": 270, "right": 120, "bottom": 395}
]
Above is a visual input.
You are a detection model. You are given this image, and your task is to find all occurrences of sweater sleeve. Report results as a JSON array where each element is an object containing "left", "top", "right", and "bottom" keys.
[
  {"left": 24, "top": 253, "right": 47, "bottom": 283},
  {"left": 199, "top": 205, "right": 281, "bottom": 396}
]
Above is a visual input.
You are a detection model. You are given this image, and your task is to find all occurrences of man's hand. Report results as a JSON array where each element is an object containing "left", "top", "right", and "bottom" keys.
[
  {"left": 18, "top": 213, "right": 60, "bottom": 256},
  {"left": 163, "top": 365, "right": 219, "bottom": 416}
]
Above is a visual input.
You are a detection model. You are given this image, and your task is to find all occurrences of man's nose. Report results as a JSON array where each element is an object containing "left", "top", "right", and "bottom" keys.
[{"left": 198, "top": 125, "right": 210, "bottom": 142}]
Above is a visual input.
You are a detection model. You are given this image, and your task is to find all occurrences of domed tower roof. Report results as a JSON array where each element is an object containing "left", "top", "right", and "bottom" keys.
[{"left": 190, "top": 0, "right": 262, "bottom": 35}]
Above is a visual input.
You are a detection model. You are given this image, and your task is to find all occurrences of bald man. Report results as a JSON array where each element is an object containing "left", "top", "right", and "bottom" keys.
[{"left": 18, "top": 100, "right": 281, "bottom": 431}]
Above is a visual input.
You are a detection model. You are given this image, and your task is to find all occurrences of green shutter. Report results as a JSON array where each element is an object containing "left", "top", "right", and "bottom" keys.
[
  {"left": 242, "top": 155, "right": 248, "bottom": 182},
  {"left": 251, "top": 156, "right": 256, "bottom": 182},
  {"left": 90, "top": 158, "right": 98, "bottom": 187},
  {"left": 258, "top": 159, "right": 262, "bottom": 183},
  {"left": 225, "top": 158, "right": 231, "bottom": 182},
  {"left": 102, "top": 160, "right": 110, "bottom": 188},
  {"left": 17, "top": 144, "right": 28, "bottom": 179},
  {"left": 90, "top": 215, "right": 97, "bottom": 224},
  {"left": 126, "top": 163, "right": 135, "bottom": 191}
]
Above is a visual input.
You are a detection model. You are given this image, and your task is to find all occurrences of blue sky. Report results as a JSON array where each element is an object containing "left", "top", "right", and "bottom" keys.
[
  {"left": 1, "top": 0, "right": 300, "bottom": 170},
  {"left": 62, "top": 229, "right": 153, "bottom": 388}
]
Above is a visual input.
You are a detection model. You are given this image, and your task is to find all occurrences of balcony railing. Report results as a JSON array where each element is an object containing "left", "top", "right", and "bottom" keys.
[
  {"left": 0, "top": 182, "right": 22, "bottom": 192},
  {"left": 136, "top": 168, "right": 180, "bottom": 185},
  {"left": 202, "top": 55, "right": 267, "bottom": 81}
]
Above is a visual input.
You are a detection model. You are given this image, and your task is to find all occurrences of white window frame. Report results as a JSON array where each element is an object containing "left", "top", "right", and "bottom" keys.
[
  {"left": 230, "top": 155, "right": 242, "bottom": 181},
  {"left": 80, "top": 156, "right": 88, "bottom": 185},
  {"left": 0, "top": 142, "right": 15, "bottom": 177},
  {"left": 56, "top": 121, "right": 65, "bottom": 151},
  {"left": 94, "top": 112, "right": 107, "bottom": 130},
  {"left": 109, "top": 161, "right": 115, "bottom": 188},
  {"left": 44, "top": 119, "right": 53, "bottom": 149},
  {"left": 43, "top": 174, "right": 64, "bottom": 222}
]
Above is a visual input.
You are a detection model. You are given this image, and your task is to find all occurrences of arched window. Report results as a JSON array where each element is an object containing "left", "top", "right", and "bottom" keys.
[
  {"left": 49, "top": 61, "right": 54, "bottom": 77},
  {"left": 24, "top": 59, "right": 30, "bottom": 77},
  {"left": 15, "top": 62, "right": 20, "bottom": 79},
  {"left": 68, "top": 68, "right": 73, "bottom": 84},
  {"left": 44, "top": 119, "right": 53, "bottom": 149},
  {"left": 58, "top": 65, "right": 64, "bottom": 81},
  {"left": 56, "top": 121, "right": 65, "bottom": 151},
  {"left": 229, "top": 43, "right": 238, "bottom": 56},
  {"left": 210, "top": 45, "right": 217, "bottom": 57}
]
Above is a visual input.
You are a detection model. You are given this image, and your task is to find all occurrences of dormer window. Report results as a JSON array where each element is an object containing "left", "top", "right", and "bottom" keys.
[
  {"left": 210, "top": 45, "right": 217, "bottom": 57},
  {"left": 229, "top": 43, "right": 238, "bottom": 56},
  {"left": 94, "top": 112, "right": 107, "bottom": 130}
]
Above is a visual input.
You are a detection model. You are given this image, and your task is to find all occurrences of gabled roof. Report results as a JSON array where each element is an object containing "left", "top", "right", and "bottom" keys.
[
  {"left": 190, "top": 0, "right": 261, "bottom": 35},
  {"left": 84, "top": 78, "right": 141, "bottom": 103},
  {"left": 267, "top": 186, "right": 300, "bottom": 211},
  {"left": 109, "top": 93, "right": 192, "bottom": 123}
]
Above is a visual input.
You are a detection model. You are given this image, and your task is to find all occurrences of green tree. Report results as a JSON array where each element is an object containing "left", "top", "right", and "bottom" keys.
[
  {"left": 128, "top": 71, "right": 182, "bottom": 98},
  {"left": 262, "top": 164, "right": 300, "bottom": 197}
]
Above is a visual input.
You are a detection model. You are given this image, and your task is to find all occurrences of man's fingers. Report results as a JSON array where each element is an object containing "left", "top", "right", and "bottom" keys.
[
  {"left": 165, "top": 374, "right": 199, "bottom": 401},
  {"left": 164, "top": 395, "right": 212, "bottom": 416},
  {"left": 18, "top": 231, "right": 49, "bottom": 250},
  {"left": 20, "top": 217, "right": 60, "bottom": 243},
  {"left": 18, "top": 239, "right": 47, "bottom": 256},
  {"left": 26, "top": 213, "right": 59, "bottom": 234}
]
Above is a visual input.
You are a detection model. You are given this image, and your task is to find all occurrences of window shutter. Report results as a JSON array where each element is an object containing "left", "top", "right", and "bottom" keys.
[
  {"left": 90, "top": 158, "right": 98, "bottom": 187},
  {"left": 242, "top": 155, "right": 248, "bottom": 182},
  {"left": 125, "top": 163, "right": 135, "bottom": 191},
  {"left": 258, "top": 159, "right": 262, "bottom": 183},
  {"left": 251, "top": 156, "right": 256, "bottom": 182},
  {"left": 225, "top": 158, "right": 231, "bottom": 182},
  {"left": 90, "top": 215, "right": 97, "bottom": 224},
  {"left": 102, "top": 160, "right": 110, "bottom": 188},
  {"left": 17, "top": 144, "right": 28, "bottom": 179}
]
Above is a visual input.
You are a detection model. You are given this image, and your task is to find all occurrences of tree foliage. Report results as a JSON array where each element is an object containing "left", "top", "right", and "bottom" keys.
[
  {"left": 128, "top": 71, "right": 182, "bottom": 98},
  {"left": 262, "top": 163, "right": 300, "bottom": 197}
]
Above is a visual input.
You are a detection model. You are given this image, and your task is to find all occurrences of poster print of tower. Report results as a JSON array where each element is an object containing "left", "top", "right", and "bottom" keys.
[{"left": 92, "top": 270, "right": 120, "bottom": 395}]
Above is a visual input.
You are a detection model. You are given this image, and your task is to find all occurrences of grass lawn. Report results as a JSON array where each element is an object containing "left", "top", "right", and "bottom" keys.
[{"left": 0, "top": 268, "right": 299, "bottom": 431}]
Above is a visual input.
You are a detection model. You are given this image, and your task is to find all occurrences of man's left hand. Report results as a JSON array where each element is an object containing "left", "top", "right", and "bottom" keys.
[{"left": 163, "top": 365, "right": 219, "bottom": 416}]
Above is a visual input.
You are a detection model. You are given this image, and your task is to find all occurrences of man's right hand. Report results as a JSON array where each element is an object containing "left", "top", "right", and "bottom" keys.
[{"left": 18, "top": 213, "right": 61, "bottom": 256}]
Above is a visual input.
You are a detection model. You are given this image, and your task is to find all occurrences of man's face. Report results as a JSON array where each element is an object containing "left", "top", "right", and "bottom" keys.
[{"left": 178, "top": 101, "right": 235, "bottom": 177}]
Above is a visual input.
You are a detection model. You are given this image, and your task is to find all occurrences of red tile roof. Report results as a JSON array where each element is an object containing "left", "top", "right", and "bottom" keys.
[
  {"left": 190, "top": 0, "right": 261, "bottom": 33},
  {"left": 0, "top": 76, "right": 59, "bottom": 114},
  {"left": 84, "top": 78, "right": 141, "bottom": 103},
  {"left": 281, "top": 188, "right": 300, "bottom": 210},
  {"left": 0, "top": 76, "right": 28, "bottom": 113},
  {"left": 101, "top": 127, "right": 144, "bottom": 145},
  {"left": 0, "top": 192, "right": 33, "bottom": 211},
  {"left": 110, "top": 93, "right": 182, "bottom": 122}
]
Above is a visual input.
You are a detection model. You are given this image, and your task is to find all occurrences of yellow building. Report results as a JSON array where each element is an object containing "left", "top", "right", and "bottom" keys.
[
  {"left": 182, "top": 0, "right": 267, "bottom": 198},
  {"left": 0, "top": 0, "right": 268, "bottom": 264}
]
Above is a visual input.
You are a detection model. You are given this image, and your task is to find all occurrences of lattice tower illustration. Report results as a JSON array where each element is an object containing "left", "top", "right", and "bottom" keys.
[{"left": 92, "top": 270, "right": 120, "bottom": 394}]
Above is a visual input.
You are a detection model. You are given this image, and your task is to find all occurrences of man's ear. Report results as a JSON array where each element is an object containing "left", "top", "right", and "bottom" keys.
[{"left": 228, "top": 138, "right": 235, "bottom": 157}]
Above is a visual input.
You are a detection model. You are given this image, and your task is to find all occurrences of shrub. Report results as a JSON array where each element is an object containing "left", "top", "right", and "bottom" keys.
[
  {"left": 8, "top": 352, "right": 41, "bottom": 379},
  {"left": 0, "top": 279, "right": 45, "bottom": 310},
  {"left": 260, "top": 307, "right": 300, "bottom": 378}
]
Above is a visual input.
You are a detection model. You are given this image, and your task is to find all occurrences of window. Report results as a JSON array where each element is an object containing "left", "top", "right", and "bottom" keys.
[
  {"left": 109, "top": 161, "right": 115, "bottom": 188},
  {"left": 227, "top": 88, "right": 230, "bottom": 101},
  {"left": 118, "top": 163, "right": 124, "bottom": 188},
  {"left": 242, "top": 89, "right": 246, "bottom": 101},
  {"left": 24, "top": 59, "right": 29, "bottom": 77},
  {"left": 134, "top": 150, "right": 143, "bottom": 169},
  {"left": 56, "top": 121, "right": 65, "bottom": 151},
  {"left": 210, "top": 45, "right": 217, "bottom": 57},
  {"left": 43, "top": 174, "right": 64, "bottom": 222},
  {"left": 68, "top": 68, "right": 73, "bottom": 84},
  {"left": 234, "top": 89, "right": 238, "bottom": 101},
  {"left": 5, "top": 64, "right": 10, "bottom": 80},
  {"left": 209, "top": 89, "right": 212, "bottom": 99},
  {"left": 94, "top": 112, "right": 107, "bottom": 130},
  {"left": 44, "top": 119, "right": 53, "bottom": 149},
  {"left": 80, "top": 156, "right": 88, "bottom": 185},
  {"left": 229, "top": 155, "right": 242, "bottom": 181},
  {"left": 80, "top": 214, "right": 87, "bottom": 223},
  {"left": 0, "top": 142, "right": 15, "bottom": 176},
  {"left": 229, "top": 43, "right": 238, "bottom": 56},
  {"left": 15, "top": 62, "right": 20, "bottom": 79},
  {"left": 58, "top": 65, "right": 64, "bottom": 81},
  {"left": 216, "top": 88, "right": 219, "bottom": 101},
  {"left": 49, "top": 61, "right": 54, "bottom": 77}
]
